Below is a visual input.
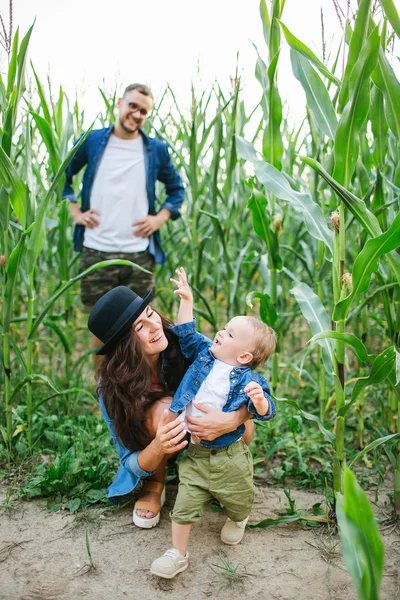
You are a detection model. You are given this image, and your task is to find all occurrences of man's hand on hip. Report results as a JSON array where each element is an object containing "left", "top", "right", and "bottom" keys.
[
  {"left": 132, "top": 209, "right": 171, "bottom": 238},
  {"left": 70, "top": 205, "right": 101, "bottom": 229}
]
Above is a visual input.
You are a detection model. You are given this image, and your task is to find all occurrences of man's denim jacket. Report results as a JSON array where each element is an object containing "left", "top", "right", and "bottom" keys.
[
  {"left": 170, "top": 320, "right": 276, "bottom": 448},
  {"left": 62, "top": 126, "right": 185, "bottom": 264}
]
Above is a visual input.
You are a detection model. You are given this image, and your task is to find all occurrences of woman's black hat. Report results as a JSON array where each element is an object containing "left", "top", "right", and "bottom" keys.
[{"left": 88, "top": 286, "right": 154, "bottom": 355}]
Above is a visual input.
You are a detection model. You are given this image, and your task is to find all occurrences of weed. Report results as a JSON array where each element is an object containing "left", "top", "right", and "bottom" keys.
[{"left": 209, "top": 549, "right": 255, "bottom": 592}]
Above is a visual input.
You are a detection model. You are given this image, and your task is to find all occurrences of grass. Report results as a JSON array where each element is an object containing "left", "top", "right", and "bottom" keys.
[{"left": 209, "top": 549, "right": 255, "bottom": 592}]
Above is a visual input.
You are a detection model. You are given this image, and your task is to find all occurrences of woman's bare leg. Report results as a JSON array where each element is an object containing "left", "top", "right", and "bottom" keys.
[
  {"left": 135, "top": 397, "right": 182, "bottom": 520},
  {"left": 135, "top": 457, "right": 167, "bottom": 519}
]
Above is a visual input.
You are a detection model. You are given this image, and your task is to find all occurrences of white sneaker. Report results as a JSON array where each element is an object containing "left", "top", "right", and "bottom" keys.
[
  {"left": 150, "top": 548, "right": 189, "bottom": 579},
  {"left": 220, "top": 516, "right": 249, "bottom": 545}
]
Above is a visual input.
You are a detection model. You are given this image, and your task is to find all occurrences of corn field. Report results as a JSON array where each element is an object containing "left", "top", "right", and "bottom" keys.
[{"left": 0, "top": 1, "right": 399, "bottom": 597}]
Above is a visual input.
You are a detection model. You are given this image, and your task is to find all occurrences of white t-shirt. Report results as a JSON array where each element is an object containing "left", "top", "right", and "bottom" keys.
[
  {"left": 181, "top": 359, "right": 234, "bottom": 443},
  {"left": 83, "top": 134, "right": 149, "bottom": 253}
]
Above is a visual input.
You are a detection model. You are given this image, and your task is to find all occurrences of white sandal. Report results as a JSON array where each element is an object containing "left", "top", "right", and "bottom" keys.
[{"left": 133, "top": 481, "right": 166, "bottom": 528}]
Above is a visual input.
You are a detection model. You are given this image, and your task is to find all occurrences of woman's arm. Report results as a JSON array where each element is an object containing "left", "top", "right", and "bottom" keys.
[
  {"left": 186, "top": 403, "right": 251, "bottom": 441},
  {"left": 99, "top": 395, "right": 187, "bottom": 477},
  {"left": 137, "top": 404, "right": 187, "bottom": 472}
]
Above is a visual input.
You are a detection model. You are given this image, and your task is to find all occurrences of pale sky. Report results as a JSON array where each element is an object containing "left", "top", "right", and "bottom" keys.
[{"left": 0, "top": 0, "right": 398, "bottom": 126}]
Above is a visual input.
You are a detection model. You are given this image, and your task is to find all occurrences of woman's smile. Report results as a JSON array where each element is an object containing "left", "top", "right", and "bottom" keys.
[{"left": 150, "top": 331, "right": 164, "bottom": 344}]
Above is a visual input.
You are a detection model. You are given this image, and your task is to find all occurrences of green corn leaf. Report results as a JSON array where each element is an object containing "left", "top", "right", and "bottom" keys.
[
  {"left": 396, "top": 348, "right": 400, "bottom": 386},
  {"left": 199, "top": 209, "right": 233, "bottom": 277},
  {"left": 247, "top": 188, "right": 282, "bottom": 270},
  {"left": 372, "top": 46, "right": 400, "bottom": 139},
  {"left": 338, "top": 346, "right": 396, "bottom": 416},
  {"left": 349, "top": 433, "right": 400, "bottom": 467},
  {"left": 29, "top": 259, "right": 150, "bottom": 338},
  {"left": 30, "top": 110, "right": 61, "bottom": 174},
  {"left": 259, "top": 0, "right": 271, "bottom": 48},
  {"left": 3, "top": 26, "right": 34, "bottom": 155},
  {"left": 6, "top": 29, "right": 19, "bottom": 98},
  {"left": 26, "top": 125, "right": 92, "bottom": 274},
  {"left": 336, "top": 467, "right": 384, "bottom": 600},
  {"left": 3, "top": 226, "right": 33, "bottom": 333},
  {"left": 0, "top": 146, "right": 29, "bottom": 228},
  {"left": 333, "top": 26, "right": 380, "bottom": 186},
  {"left": 370, "top": 86, "right": 388, "bottom": 169},
  {"left": 275, "top": 396, "right": 335, "bottom": 444},
  {"left": 290, "top": 282, "right": 335, "bottom": 375},
  {"left": 247, "top": 189, "right": 280, "bottom": 263},
  {"left": 246, "top": 291, "right": 278, "bottom": 326},
  {"left": 15, "top": 25, "right": 34, "bottom": 106},
  {"left": 33, "top": 388, "right": 96, "bottom": 412},
  {"left": 262, "top": 51, "right": 283, "bottom": 170},
  {"left": 42, "top": 320, "right": 71, "bottom": 354},
  {"left": 300, "top": 156, "right": 400, "bottom": 284},
  {"left": 301, "top": 156, "right": 381, "bottom": 236},
  {"left": 254, "top": 161, "right": 333, "bottom": 254},
  {"left": 253, "top": 43, "right": 269, "bottom": 97},
  {"left": 229, "top": 240, "right": 252, "bottom": 311},
  {"left": 269, "top": 0, "right": 282, "bottom": 60},
  {"left": 379, "top": 0, "right": 400, "bottom": 38},
  {"left": 338, "top": 0, "right": 371, "bottom": 110},
  {"left": 384, "top": 176, "right": 400, "bottom": 196},
  {"left": 9, "top": 373, "right": 59, "bottom": 403},
  {"left": 57, "top": 200, "right": 71, "bottom": 283},
  {"left": 290, "top": 49, "right": 337, "bottom": 139},
  {"left": 334, "top": 212, "right": 400, "bottom": 320},
  {"left": 309, "top": 331, "right": 376, "bottom": 363},
  {"left": 30, "top": 62, "right": 52, "bottom": 124},
  {"left": 277, "top": 20, "right": 341, "bottom": 87},
  {"left": 235, "top": 135, "right": 260, "bottom": 162}
]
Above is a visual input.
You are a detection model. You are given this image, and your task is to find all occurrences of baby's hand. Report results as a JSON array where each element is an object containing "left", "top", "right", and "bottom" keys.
[
  {"left": 170, "top": 267, "right": 192, "bottom": 302},
  {"left": 244, "top": 382, "right": 269, "bottom": 416}
]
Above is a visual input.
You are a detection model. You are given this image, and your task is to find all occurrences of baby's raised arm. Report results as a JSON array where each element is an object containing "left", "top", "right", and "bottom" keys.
[{"left": 170, "top": 267, "right": 194, "bottom": 325}]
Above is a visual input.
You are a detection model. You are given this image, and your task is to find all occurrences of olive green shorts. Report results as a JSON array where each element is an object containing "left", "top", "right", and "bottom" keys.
[
  {"left": 80, "top": 247, "right": 155, "bottom": 312},
  {"left": 170, "top": 439, "right": 254, "bottom": 525}
]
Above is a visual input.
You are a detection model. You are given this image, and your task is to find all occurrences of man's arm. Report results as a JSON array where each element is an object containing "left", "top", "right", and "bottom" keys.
[
  {"left": 132, "top": 142, "right": 184, "bottom": 238},
  {"left": 157, "top": 142, "right": 185, "bottom": 220},
  {"left": 62, "top": 133, "right": 89, "bottom": 203},
  {"left": 133, "top": 208, "right": 171, "bottom": 238}
]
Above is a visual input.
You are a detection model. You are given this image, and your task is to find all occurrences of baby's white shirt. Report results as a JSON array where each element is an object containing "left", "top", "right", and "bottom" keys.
[{"left": 180, "top": 359, "right": 234, "bottom": 443}]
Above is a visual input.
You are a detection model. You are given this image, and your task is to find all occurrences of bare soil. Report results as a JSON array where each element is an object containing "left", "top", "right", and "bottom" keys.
[{"left": 1, "top": 482, "right": 399, "bottom": 600}]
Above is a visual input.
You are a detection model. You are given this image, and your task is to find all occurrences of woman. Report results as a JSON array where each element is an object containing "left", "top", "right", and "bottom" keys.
[{"left": 88, "top": 286, "right": 253, "bottom": 528}]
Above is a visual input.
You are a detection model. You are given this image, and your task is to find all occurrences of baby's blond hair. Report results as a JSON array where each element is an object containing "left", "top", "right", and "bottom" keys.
[{"left": 245, "top": 317, "right": 277, "bottom": 368}]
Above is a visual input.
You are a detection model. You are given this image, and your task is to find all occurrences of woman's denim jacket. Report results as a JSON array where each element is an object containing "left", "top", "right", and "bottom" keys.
[
  {"left": 98, "top": 339, "right": 180, "bottom": 503},
  {"left": 169, "top": 321, "right": 276, "bottom": 448}
]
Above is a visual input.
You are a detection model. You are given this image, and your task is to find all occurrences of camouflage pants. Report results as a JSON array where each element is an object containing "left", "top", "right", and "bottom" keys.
[{"left": 80, "top": 247, "right": 155, "bottom": 312}]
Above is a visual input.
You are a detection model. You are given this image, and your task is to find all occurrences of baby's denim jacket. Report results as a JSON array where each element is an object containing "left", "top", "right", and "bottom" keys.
[{"left": 170, "top": 320, "right": 276, "bottom": 448}]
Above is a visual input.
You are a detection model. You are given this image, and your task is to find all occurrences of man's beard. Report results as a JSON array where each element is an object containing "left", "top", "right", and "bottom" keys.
[{"left": 119, "top": 115, "right": 140, "bottom": 134}]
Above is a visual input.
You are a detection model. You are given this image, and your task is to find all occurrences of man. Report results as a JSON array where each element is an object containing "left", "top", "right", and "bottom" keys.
[{"left": 63, "top": 83, "right": 185, "bottom": 344}]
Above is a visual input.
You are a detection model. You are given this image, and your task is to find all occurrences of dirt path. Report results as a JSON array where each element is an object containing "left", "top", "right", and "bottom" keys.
[{"left": 1, "top": 483, "right": 399, "bottom": 600}]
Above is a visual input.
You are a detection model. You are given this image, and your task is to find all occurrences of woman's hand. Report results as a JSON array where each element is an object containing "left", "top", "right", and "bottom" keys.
[
  {"left": 154, "top": 409, "right": 188, "bottom": 454},
  {"left": 186, "top": 403, "right": 250, "bottom": 441}
]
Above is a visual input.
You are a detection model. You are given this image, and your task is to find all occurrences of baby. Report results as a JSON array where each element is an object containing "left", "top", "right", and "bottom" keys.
[{"left": 151, "top": 268, "right": 277, "bottom": 579}]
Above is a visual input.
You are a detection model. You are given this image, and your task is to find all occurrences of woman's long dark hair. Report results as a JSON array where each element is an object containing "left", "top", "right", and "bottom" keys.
[{"left": 96, "top": 313, "right": 188, "bottom": 452}]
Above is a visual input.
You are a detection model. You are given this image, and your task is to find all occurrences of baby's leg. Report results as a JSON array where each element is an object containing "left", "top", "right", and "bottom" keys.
[{"left": 172, "top": 522, "right": 192, "bottom": 556}]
